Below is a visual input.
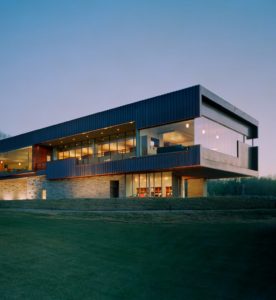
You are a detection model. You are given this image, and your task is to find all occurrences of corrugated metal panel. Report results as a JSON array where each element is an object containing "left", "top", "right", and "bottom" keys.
[
  {"left": 46, "top": 146, "right": 200, "bottom": 179},
  {"left": 0, "top": 86, "right": 200, "bottom": 152}
]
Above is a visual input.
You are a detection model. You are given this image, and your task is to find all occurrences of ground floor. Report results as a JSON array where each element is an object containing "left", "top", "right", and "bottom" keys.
[{"left": 0, "top": 172, "right": 207, "bottom": 200}]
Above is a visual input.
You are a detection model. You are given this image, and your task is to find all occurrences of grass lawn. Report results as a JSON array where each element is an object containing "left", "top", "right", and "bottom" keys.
[{"left": 0, "top": 210, "right": 275, "bottom": 300}]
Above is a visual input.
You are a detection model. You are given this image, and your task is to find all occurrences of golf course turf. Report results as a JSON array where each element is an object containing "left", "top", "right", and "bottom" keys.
[{"left": 0, "top": 209, "right": 275, "bottom": 300}]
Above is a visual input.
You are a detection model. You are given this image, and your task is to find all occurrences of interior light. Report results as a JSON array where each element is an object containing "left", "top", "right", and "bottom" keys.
[
  {"left": 86, "top": 135, "right": 89, "bottom": 138},
  {"left": 130, "top": 121, "right": 134, "bottom": 124},
  {"left": 60, "top": 141, "right": 63, "bottom": 143},
  {"left": 216, "top": 135, "right": 220, "bottom": 139},
  {"left": 72, "top": 138, "right": 75, "bottom": 141},
  {"left": 18, "top": 162, "right": 21, "bottom": 166},
  {"left": 49, "top": 143, "right": 52, "bottom": 146},
  {"left": 0, "top": 161, "right": 3, "bottom": 164},
  {"left": 117, "top": 128, "right": 120, "bottom": 131},
  {"left": 101, "top": 132, "right": 104, "bottom": 135},
  {"left": 202, "top": 129, "right": 206, "bottom": 135},
  {"left": 185, "top": 123, "right": 190, "bottom": 128}
]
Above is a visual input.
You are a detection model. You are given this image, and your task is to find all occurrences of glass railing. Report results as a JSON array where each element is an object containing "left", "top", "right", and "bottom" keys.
[
  {"left": 156, "top": 144, "right": 191, "bottom": 154},
  {"left": 76, "top": 149, "right": 136, "bottom": 165}
]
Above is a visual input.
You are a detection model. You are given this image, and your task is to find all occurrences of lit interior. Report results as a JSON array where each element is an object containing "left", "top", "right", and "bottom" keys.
[{"left": 0, "top": 147, "right": 32, "bottom": 173}]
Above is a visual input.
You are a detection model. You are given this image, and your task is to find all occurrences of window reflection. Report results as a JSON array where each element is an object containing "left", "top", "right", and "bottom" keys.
[
  {"left": 0, "top": 147, "right": 32, "bottom": 173},
  {"left": 55, "top": 130, "right": 136, "bottom": 163},
  {"left": 140, "top": 120, "right": 194, "bottom": 156},
  {"left": 195, "top": 117, "right": 244, "bottom": 157}
]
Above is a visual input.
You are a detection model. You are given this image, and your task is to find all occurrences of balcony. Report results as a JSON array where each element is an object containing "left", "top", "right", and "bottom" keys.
[
  {"left": 46, "top": 145, "right": 200, "bottom": 179},
  {"left": 77, "top": 150, "right": 136, "bottom": 165}
]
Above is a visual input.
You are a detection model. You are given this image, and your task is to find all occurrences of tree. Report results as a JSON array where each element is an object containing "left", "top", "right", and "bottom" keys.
[{"left": 0, "top": 131, "right": 9, "bottom": 140}]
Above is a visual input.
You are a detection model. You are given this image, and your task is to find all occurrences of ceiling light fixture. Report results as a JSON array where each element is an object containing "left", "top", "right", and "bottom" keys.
[
  {"left": 185, "top": 123, "right": 190, "bottom": 128},
  {"left": 202, "top": 129, "right": 206, "bottom": 135}
]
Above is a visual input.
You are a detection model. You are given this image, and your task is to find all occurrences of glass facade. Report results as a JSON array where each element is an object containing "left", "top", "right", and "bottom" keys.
[
  {"left": 0, "top": 147, "right": 32, "bottom": 174},
  {"left": 194, "top": 117, "right": 244, "bottom": 157},
  {"left": 126, "top": 172, "right": 172, "bottom": 197},
  {"left": 140, "top": 120, "right": 194, "bottom": 156},
  {"left": 139, "top": 117, "right": 245, "bottom": 158},
  {"left": 55, "top": 130, "right": 136, "bottom": 163}
]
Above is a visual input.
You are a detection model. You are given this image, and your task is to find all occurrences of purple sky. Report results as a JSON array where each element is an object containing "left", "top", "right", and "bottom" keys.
[{"left": 0, "top": 0, "right": 275, "bottom": 176}]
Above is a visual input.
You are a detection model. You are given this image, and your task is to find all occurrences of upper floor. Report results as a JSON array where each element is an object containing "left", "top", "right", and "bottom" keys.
[{"left": 0, "top": 85, "right": 258, "bottom": 179}]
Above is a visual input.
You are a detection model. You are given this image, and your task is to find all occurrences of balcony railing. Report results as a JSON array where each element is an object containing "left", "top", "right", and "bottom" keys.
[
  {"left": 76, "top": 150, "right": 136, "bottom": 165},
  {"left": 46, "top": 145, "right": 201, "bottom": 179}
]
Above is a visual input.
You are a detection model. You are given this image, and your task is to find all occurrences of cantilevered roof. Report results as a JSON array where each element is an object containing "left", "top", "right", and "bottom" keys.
[{"left": 0, "top": 85, "right": 258, "bottom": 152}]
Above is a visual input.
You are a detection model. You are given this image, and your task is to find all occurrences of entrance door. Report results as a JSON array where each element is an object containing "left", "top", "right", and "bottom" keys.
[{"left": 110, "top": 180, "right": 119, "bottom": 198}]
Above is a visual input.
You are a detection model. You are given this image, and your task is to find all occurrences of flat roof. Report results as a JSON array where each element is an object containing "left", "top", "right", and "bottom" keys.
[{"left": 0, "top": 85, "right": 258, "bottom": 152}]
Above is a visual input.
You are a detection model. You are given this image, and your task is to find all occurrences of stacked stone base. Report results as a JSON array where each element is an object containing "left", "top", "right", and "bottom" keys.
[
  {"left": 0, "top": 175, "right": 125, "bottom": 200},
  {"left": 0, "top": 174, "right": 207, "bottom": 200}
]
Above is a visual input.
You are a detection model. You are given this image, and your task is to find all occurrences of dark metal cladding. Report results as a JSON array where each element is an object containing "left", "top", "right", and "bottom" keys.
[
  {"left": 0, "top": 86, "right": 200, "bottom": 152},
  {"left": 46, "top": 146, "right": 201, "bottom": 180}
]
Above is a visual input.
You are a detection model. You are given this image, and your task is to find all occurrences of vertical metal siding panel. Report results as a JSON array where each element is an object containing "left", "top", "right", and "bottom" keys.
[
  {"left": 0, "top": 86, "right": 200, "bottom": 152},
  {"left": 47, "top": 146, "right": 201, "bottom": 179}
]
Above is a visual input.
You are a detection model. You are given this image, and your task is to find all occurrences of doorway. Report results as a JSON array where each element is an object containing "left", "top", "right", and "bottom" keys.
[{"left": 110, "top": 180, "right": 119, "bottom": 198}]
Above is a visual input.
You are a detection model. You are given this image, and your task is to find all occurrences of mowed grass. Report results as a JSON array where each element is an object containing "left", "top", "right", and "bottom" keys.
[{"left": 0, "top": 211, "right": 275, "bottom": 300}]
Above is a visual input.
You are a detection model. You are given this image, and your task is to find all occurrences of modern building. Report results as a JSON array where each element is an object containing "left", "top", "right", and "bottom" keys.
[{"left": 0, "top": 85, "right": 258, "bottom": 200}]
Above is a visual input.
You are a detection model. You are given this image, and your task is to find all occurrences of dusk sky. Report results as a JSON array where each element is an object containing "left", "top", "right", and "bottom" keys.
[{"left": 0, "top": 0, "right": 275, "bottom": 176}]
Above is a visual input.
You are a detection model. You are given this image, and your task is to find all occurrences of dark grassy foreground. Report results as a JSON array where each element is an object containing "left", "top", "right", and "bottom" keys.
[
  {"left": 0, "top": 210, "right": 276, "bottom": 300},
  {"left": 1, "top": 196, "right": 276, "bottom": 211}
]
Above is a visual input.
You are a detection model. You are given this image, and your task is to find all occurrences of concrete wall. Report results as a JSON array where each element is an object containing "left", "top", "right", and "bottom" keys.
[
  {"left": 201, "top": 142, "right": 258, "bottom": 177},
  {"left": 0, "top": 174, "right": 126, "bottom": 200}
]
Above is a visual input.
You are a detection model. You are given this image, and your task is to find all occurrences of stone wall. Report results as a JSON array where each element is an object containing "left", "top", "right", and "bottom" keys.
[
  {"left": 0, "top": 176, "right": 45, "bottom": 200},
  {"left": 0, "top": 174, "right": 206, "bottom": 200},
  {"left": 44, "top": 175, "right": 126, "bottom": 199},
  {"left": 0, "top": 174, "right": 126, "bottom": 200}
]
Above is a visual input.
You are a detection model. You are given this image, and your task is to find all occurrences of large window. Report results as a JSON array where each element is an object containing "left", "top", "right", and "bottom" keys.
[
  {"left": 139, "top": 117, "right": 245, "bottom": 158},
  {"left": 140, "top": 120, "right": 194, "bottom": 156},
  {"left": 194, "top": 117, "right": 244, "bottom": 157},
  {"left": 55, "top": 130, "right": 136, "bottom": 163},
  {"left": 0, "top": 147, "right": 32, "bottom": 173},
  {"left": 126, "top": 172, "right": 173, "bottom": 197}
]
